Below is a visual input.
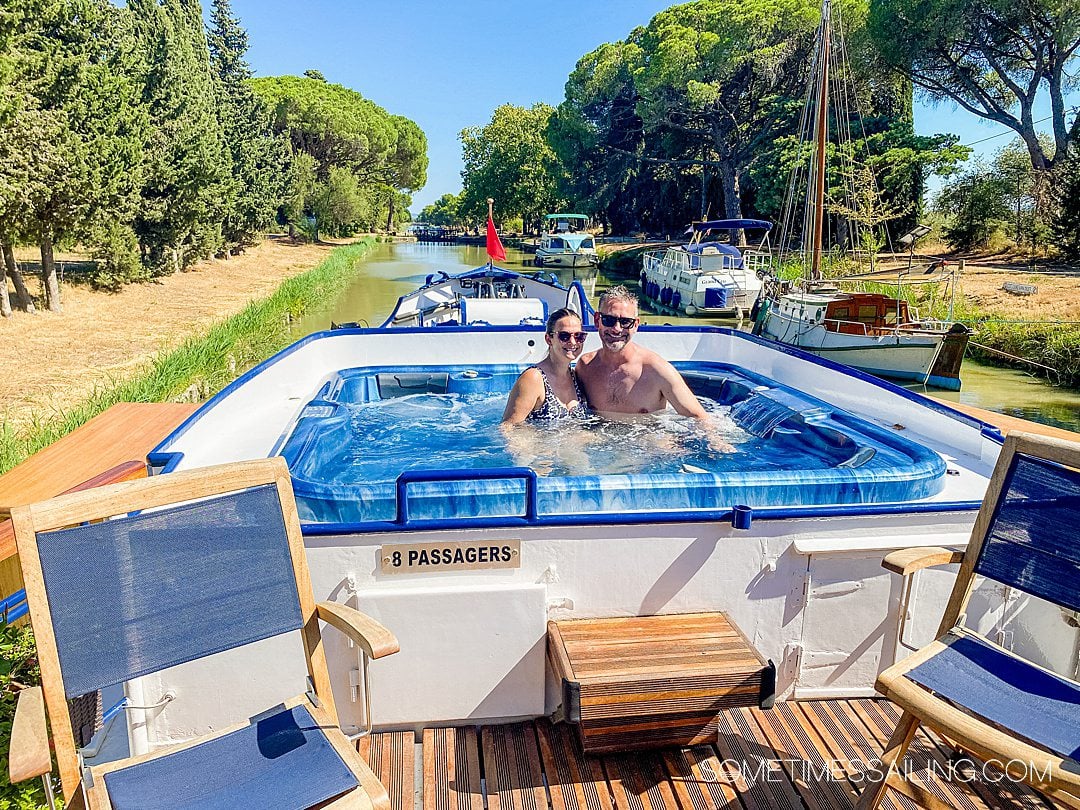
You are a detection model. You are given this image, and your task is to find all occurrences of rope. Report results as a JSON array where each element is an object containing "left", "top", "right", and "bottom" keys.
[{"left": 968, "top": 340, "right": 1061, "bottom": 377}]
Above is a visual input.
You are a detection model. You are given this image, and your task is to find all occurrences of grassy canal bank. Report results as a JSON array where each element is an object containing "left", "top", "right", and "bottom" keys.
[{"left": 0, "top": 239, "right": 377, "bottom": 476}]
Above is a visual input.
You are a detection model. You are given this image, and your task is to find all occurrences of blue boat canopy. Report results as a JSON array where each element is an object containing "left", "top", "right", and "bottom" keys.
[
  {"left": 545, "top": 213, "right": 589, "bottom": 220},
  {"left": 688, "top": 219, "right": 773, "bottom": 233}
]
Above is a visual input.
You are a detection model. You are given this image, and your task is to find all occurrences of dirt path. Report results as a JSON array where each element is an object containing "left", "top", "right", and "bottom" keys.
[
  {"left": 0, "top": 236, "right": 346, "bottom": 433},
  {"left": 953, "top": 259, "right": 1080, "bottom": 322}
]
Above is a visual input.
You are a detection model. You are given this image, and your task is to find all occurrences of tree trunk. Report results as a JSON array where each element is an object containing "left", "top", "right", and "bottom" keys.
[
  {"left": 717, "top": 159, "right": 744, "bottom": 245},
  {"left": 0, "top": 266, "right": 10, "bottom": 317},
  {"left": 40, "top": 234, "right": 61, "bottom": 312},
  {"left": 386, "top": 193, "right": 395, "bottom": 233},
  {"left": 3, "top": 244, "right": 35, "bottom": 313}
]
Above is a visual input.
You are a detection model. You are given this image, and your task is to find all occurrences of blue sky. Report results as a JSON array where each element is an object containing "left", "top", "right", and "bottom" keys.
[{"left": 228, "top": 0, "right": 1075, "bottom": 214}]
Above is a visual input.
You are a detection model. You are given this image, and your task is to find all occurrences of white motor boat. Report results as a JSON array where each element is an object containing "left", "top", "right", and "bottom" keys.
[
  {"left": 640, "top": 219, "right": 772, "bottom": 316},
  {"left": 534, "top": 213, "right": 598, "bottom": 268},
  {"left": 375, "top": 264, "right": 593, "bottom": 328}
]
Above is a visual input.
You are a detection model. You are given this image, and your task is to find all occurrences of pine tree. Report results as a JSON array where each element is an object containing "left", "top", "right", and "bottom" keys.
[
  {"left": 130, "top": 0, "right": 228, "bottom": 273},
  {"left": 2, "top": 0, "right": 145, "bottom": 310},
  {"left": 208, "top": 0, "right": 288, "bottom": 253}
]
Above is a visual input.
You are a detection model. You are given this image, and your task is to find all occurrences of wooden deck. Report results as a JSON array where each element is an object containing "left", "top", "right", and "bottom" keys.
[
  {"left": 360, "top": 700, "right": 1056, "bottom": 810},
  {"left": 928, "top": 398, "right": 1079, "bottom": 442},
  {"left": 0, "top": 402, "right": 197, "bottom": 597}
]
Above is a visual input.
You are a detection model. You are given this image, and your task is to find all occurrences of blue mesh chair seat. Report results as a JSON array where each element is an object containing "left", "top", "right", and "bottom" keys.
[
  {"left": 906, "top": 631, "right": 1080, "bottom": 760},
  {"left": 103, "top": 705, "right": 358, "bottom": 810},
  {"left": 857, "top": 432, "right": 1080, "bottom": 810}
]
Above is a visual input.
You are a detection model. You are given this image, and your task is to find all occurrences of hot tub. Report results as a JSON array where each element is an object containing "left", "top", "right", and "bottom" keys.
[{"left": 278, "top": 362, "right": 946, "bottom": 524}]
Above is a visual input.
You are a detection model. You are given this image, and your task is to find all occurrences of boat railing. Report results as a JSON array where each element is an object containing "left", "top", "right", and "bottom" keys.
[{"left": 742, "top": 250, "right": 772, "bottom": 277}]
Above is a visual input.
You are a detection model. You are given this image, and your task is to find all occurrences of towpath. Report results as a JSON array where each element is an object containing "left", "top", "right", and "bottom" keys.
[{"left": 0, "top": 236, "right": 345, "bottom": 433}]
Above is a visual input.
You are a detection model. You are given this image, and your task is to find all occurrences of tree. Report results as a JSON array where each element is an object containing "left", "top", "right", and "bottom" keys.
[
  {"left": 1054, "top": 149, "right": 1080, "bottom": 257},
  {"left": 630, "top": 0, "right": 823, "bottom": 224},
  {"left": 420, "top": 193, "right": 463, "bottom": 228},
  {"left": 460, "top": 103, "right": 561, "bottom": 230},
  {"left": 935, "top": 162, "right": 1012, "bottom": 249},
  {"left": 208, "top": 0, "right": 289, "bottom": 253},
  {"left": 868, "top": 0, "right": 1080, "bottom": 174},
  {"left": 130, "top": 0, "right": 229, "bottom": 273},
  {"left": 548, "top": 39, "right": 651, "bottom": 233},
  {"left": 10, "top": 0, "right": 146, "bottom": 309},
  {"left": 251, "top": 75, "right": 425, "bottom": 235}
]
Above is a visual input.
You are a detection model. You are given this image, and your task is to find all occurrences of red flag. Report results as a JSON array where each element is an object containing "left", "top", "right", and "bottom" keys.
[{"left": 486, "top": 212, "right": 506, "bottom": 263}]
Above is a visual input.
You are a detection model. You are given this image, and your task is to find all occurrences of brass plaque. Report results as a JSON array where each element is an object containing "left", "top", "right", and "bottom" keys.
[{"left": 380, "top": 539, "right": 521, "bottom": 574}]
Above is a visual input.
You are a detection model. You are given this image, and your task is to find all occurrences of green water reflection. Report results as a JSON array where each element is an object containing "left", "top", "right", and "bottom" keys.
[{"left": 294, "top": 242, "right": 1080, "bottom": 432}]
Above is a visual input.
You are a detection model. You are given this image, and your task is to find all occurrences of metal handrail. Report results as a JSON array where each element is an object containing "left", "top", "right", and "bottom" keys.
[
  {"left": 395, "top": 467, "right": 539, "bottom": 526},
  {"left": 1, "top": 588, "right": 28, "bottom": 623}
]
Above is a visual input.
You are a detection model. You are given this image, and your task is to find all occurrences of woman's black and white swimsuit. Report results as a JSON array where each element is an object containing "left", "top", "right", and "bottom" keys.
[{"left": 526, "top": 366, "right": 591, "bottom": 422}]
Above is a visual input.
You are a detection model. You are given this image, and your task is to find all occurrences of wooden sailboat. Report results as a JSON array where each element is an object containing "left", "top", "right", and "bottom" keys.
[{"left": 752, "top": 0, "right": 969, "bottom": 390}]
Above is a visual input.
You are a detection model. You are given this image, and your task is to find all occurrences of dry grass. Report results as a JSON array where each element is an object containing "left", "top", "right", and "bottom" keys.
[{"left": 0, "top": 236, "right": 349, "bottom": 433}]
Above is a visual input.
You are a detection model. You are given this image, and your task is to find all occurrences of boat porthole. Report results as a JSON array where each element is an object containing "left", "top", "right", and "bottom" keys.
[{"left": 527, "top": 340, "right": 535, "bottom": 346}]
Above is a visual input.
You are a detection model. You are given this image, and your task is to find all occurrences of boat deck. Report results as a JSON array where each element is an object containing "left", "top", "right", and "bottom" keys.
[{"left": 360, "top": 700, "right": 1055, "bottom": 810}]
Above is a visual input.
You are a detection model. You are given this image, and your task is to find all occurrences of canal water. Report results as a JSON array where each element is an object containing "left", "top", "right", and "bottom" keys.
[{"left": 293, "top": 241, "right": 1080, "bottom": 433}]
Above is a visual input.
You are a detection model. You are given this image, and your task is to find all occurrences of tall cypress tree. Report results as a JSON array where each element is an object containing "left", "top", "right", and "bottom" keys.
[
  {"left": 207, "top": 0, "right": 288, "bottom": 253},
  {"left": 130, "top": 0, "right": 228, "bottom": 273}
]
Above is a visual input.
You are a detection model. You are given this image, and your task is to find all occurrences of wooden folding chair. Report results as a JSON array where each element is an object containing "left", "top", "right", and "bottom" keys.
[
  {"left": 857, "top": 432, "right": 1080, "bottom": 809},
  {"left": 8, "top": 457, "right": 398, "bottom": 809}
]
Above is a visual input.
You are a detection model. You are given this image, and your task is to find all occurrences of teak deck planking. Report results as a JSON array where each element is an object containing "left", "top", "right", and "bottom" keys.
[
  {"left": 549, "top": 613, "right": 775, "bottom": 754},
  {"left": 401, "top": 700, "right": 1057, "bottom": 810}
]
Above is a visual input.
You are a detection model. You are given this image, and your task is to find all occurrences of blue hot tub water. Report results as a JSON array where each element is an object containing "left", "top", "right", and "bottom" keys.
[{"left": 279, "top": 363, "right": 947, "bottom": 524}]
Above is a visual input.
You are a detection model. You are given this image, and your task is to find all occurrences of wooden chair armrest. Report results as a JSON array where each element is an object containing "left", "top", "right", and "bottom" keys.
[
  {"left": 9, "top": 686, "right": 51, "bottom": 784},
  {"left": 883, "top": 546, "right": 964, "bottom": 576},
  {"left": 316, "top": 602, "right": 399, "bottom": 660}
]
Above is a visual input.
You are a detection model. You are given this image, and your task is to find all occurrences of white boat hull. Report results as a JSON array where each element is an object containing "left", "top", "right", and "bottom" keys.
[
  {"left": 641, "top": 248, "right": 765, "bottom": 316},
  {"left": 138, "top": 326, "right": 1077, "bottom": 747},
  {"left": 759, "top": 297, "right": 953, "bottom": 386},
  {"left": 534, "top": 250, "right": 597, "bottom": 268}
]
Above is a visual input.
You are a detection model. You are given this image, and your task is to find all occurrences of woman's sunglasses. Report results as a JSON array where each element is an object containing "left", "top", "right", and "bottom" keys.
[
  {"left": 554, "top": 331, "right": 588, "bottom": 344},
  {"left": 598, "top": 314, "right": 638, "bottom": 329}
]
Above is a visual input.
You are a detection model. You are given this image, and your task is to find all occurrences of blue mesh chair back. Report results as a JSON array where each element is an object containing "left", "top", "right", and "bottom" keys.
[
  {"left": 974, "top": 451, "right": 1080, "bottom": 613},
  {"left": 36, "top": 483, "right": 305, "bottom": 699}
]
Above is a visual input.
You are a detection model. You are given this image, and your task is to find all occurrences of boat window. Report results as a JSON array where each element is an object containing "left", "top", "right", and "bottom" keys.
[
  {"left": 858, "top": 305, "right": 879, "bottom": 322},
  {"left": 832, "top": 306, "right": 850, "bottom": 318},
  {"left": 550, "top": 238, "right": 565, "bottom": 249},
  {"left": 581, "top": 238, "right": 594, "bottom": 249}
]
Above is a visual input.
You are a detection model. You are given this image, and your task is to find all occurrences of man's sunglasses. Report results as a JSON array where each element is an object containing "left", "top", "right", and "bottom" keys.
[
  {"left": 598, "top": 314, "right": 638, "bottom": 329},
  {"left": 554, "top": 331, "right": 588, "bottom": 343}
]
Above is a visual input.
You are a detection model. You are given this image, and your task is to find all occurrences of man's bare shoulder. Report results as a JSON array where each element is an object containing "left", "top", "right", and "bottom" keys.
[
  {"left": 635, "top": 344, "right": 677, "bottom": 372},
  {"left": 576, "top": 350, "right": 600, "bottom": 371}
]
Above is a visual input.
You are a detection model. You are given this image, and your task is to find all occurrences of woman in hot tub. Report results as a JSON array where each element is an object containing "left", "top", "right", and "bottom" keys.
[{"left": 502, "top": 308, "right": 592, "bottom": 424}]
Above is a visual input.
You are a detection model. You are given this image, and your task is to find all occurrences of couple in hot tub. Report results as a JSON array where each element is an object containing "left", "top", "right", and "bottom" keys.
[{"left": 501, "top": 285, "right": 733, "bottom": 452}]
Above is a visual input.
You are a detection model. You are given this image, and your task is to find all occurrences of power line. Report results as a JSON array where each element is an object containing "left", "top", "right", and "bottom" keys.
[{"left": 959, "top": 106, "right": 1080, "bottom": 148}]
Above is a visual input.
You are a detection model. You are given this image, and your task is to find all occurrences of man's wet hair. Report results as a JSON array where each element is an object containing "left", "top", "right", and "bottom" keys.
[{"left": 598, "top": 285, "right": 638, "bottom": 310}]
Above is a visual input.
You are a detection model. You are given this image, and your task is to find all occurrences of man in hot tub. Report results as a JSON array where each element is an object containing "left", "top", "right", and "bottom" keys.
[{"left": 576, "top": 285, "right": 734, "bottom": 451}]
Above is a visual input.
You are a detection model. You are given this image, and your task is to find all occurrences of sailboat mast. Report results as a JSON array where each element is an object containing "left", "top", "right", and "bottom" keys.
[{"left": 809, "top": 0, "right": 831, "bottom": 280}]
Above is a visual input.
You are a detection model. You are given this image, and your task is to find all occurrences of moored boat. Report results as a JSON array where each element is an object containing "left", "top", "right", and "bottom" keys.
[
  {"left": 753, "top": 0, "right": 970, "bottom": 390},
  {"left": 640, "top": 219, "right": 772, "bottom": 317},
  {"left": 753, "top": 265, "right": 971, "bottom": 390},
  {"left": 375, "top": 264, "right": 593, "bottom": 328},
  {"left": 534, "top": 213, "right": 598, "bottom": 268}
]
